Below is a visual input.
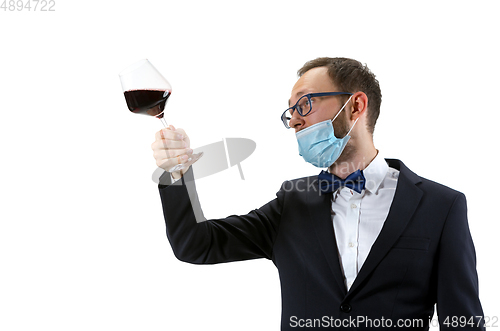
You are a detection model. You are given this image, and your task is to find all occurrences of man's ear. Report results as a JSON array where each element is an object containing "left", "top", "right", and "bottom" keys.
[{"left": 350, "top": 91, "right": 368, "bottom": 120}]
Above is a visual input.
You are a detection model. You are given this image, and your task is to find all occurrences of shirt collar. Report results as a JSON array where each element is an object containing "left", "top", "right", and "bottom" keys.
[{"left": 362, "top": 151, "right": 388, "bottom": 194}]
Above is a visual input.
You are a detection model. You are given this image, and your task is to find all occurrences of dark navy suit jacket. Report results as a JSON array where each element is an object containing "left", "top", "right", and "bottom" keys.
[{"left": 158, "top": 159, "right": 485, "bottom": 330}]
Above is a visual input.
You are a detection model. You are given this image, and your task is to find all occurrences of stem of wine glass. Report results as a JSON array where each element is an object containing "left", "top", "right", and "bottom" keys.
[{"left": 159, "top": 116, "right": 168, "bottom": 128}]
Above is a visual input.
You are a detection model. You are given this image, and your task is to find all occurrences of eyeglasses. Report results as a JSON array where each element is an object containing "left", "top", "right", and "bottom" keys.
[{"left": 281, "top": 92, "right": 353, "bottom": 129}]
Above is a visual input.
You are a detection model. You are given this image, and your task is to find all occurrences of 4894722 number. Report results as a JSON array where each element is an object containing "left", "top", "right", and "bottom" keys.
[
  {"left": 442, "top": 315, "right": 498, "bottom": 328},
  {"left": 1, "top": 0, "right": 55, "bottom": 11}
]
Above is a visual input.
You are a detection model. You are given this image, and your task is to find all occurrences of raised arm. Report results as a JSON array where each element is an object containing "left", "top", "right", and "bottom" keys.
[{"left": 158, "top": 168, "right": 284, "bottom": 264}]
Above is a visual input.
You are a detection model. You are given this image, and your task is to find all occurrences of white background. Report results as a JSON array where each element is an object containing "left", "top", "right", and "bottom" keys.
[{"left": 1, "top": 1, "right": 499, "bottom": 330}]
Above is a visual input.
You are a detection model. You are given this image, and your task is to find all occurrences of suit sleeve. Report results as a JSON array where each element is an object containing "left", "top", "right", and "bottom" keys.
[
  {"left": 436, "top": 192, "right": 485, "bottom": 330},
  {"left": 158, "top": 168, "right": 284, "bottom": 264}
]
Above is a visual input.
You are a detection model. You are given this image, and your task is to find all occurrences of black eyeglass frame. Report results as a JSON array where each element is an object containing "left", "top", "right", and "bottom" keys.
[{"left": 281, "top": 92, "right": 353, "bottom": 129}]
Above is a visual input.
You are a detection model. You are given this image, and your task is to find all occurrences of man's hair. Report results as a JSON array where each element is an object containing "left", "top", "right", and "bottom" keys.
[{"left": 298, "top": 57, "right": 381, "bottom": 135}]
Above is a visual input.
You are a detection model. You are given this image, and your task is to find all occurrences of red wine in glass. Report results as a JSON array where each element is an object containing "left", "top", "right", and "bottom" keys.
[
  {"left": 119, "top": 59, "right": 203, "bottom": 171},
  {"left": 124, "top": 89, "right": 170, "bottom": 118}
]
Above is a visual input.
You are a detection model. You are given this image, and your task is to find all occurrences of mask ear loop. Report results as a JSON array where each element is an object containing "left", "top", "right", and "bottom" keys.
[
  {"left": 331, "top": 95, "right": 358, "bottom": 137},
  {"left": 346, "top": 117, "right": 360, "bottom": 136},
  {"left": 331, "top": 95, "right": 353, "bottom": 123}
]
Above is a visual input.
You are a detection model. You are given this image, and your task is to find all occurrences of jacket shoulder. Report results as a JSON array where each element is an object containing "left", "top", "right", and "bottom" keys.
[
  {"left": 279, "top": 174, "right": 319, "bottom": 193},
  {"left": 386, "top": 158, "right": 465, "bottom": 198}
]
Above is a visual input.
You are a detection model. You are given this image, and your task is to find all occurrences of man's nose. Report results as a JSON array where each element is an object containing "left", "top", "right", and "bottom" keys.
[{"left": 289, "top": 111, "right": 305, "bottom": 131}]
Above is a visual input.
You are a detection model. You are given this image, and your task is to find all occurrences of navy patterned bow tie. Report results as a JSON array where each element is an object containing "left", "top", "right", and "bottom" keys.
[{"left": 318, "top": 169, "right": 366, "bottom": 194}]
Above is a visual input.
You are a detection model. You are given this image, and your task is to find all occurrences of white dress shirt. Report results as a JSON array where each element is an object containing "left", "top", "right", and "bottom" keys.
[{"left": 330, "top": 152, "right": 399, "bottom": 291}]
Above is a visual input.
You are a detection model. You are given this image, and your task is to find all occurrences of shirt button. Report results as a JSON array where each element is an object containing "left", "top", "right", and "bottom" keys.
[
  {"left": 340, "top": 303, "right": 352, "bottom": 313},
  {"left": 351, "top": 203, "right": 357, "bottom": 209},
  {"left": 348, "top": 242, "right": 355, "bottom": 248}
]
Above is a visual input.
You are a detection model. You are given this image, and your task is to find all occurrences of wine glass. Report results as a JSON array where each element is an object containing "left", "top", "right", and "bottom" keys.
[{"left": 119, "top": 59, "right": 203, "bottom": 172}]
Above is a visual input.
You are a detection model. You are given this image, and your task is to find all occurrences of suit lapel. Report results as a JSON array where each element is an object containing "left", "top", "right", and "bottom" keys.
[
  {"left": 345, "top": 159, "right": 423, "bottom": 298},
  {"left": 307, "top": 177, "right": 348, "bottom": 296}
]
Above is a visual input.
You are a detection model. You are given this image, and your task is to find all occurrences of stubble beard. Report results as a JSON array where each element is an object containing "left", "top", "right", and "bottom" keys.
[{"left": 329, "top": 112, "right": 357, "bottom": 177}]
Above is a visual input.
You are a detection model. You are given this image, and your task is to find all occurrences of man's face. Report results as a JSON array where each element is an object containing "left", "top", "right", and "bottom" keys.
[{"left": 288, "top": 67, "right": 349, "bottom": 136}]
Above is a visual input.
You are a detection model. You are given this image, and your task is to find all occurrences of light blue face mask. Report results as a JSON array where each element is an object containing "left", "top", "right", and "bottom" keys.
[{"left": 296, "top": 96, "right": 358, "bottom": 168}]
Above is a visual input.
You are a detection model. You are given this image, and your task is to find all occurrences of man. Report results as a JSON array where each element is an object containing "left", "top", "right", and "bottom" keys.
[{"left": 151, "top": 57, "right": 485, "bottom": 330}]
